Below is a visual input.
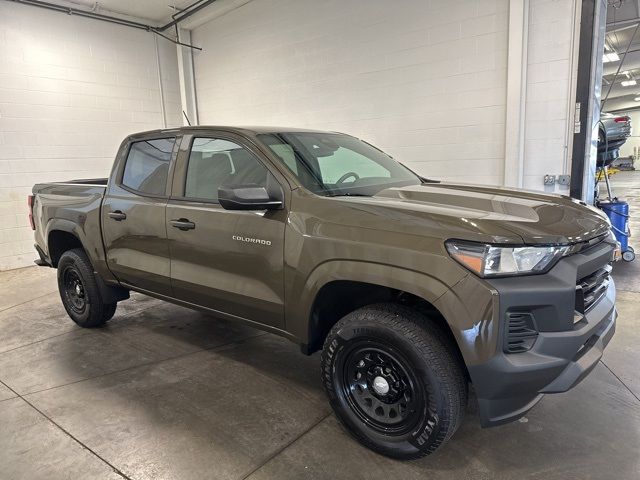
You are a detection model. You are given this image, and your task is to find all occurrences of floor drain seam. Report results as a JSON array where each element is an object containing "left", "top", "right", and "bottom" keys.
[
  {"left": 1, "top": 331, "right": 270, "bottom": 479},
  {"left": 0, "top": 300, "right": 166, "bottom": 357},
  {"left": 239, "top": 412, "right": 332, "bottom": 480},
  {"left": 0, "top": 379, "right": 133, "bottom": 480},
  {"left": 0, "top": 291, "right": 58, "bottom": 314},
  {"left": 0, "top": 329, "right": 78, "bottom": 356},
  {"left": 599, "top": 359, "right": 640, "bottom": 403},
  {"left": 19, "top": 332, "right": 269, "bottom": 398}
]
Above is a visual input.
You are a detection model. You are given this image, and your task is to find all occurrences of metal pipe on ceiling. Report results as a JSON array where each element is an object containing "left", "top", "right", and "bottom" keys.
[
  {"left": 5, "top": 0, "right": 218, "bottom": 49},
  {"left": 8, "top": 0, "right": 151, "bottom": 29},
  {"left": 157, "top": 0, "right": 214, "bottom": 32}
]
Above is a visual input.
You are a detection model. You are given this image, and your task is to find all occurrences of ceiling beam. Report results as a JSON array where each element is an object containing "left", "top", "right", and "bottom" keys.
[{"left": 607, "top": 17, "right": 640, "bottom": 29}]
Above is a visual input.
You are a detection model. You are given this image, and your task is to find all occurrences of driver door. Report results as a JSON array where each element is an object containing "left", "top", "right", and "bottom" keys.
[{"left": 167, "top": 133, "right": 288, "bottom": 328}]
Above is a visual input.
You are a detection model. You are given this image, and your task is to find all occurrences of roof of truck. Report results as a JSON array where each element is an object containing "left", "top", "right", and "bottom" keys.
[{"left": 128, "top": 125, "right": 339, "bottom": 138}]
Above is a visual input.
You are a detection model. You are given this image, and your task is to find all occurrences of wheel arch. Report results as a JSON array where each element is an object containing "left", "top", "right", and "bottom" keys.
[
  {"left": 46, "top": 219, "right": 128, "bottom": 304},
  {"left": 296, "top": 261, "right": 467, "bottom": 374},
  {"left": 46, "top": 219, "right": 88, "bottom": 267}
]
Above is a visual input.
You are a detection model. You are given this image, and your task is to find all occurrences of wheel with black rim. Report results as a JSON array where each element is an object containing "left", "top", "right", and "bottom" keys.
[
  {"left": 57, "top": 248, "right": 117, "bottom": 327},
  {"left": 321, "top": 303, "right": 467, "bottom": 459}
]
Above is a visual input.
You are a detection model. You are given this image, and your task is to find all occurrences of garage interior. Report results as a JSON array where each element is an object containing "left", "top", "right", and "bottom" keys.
[{"left": 1, "top": 0, "right": 639, "bottom": 479}]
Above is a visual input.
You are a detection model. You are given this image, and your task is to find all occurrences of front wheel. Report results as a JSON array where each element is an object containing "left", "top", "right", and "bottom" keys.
[
  {"left": 57, "top": 248, "right": 117, "bottom": 328},
  {"left": 321, "top": 304, "right": 467, "bottom": 459}
]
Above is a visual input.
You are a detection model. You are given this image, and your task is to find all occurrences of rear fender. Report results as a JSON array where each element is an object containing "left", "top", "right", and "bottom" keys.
[{"left": 45, "top": 217, "right": 116, "bottom": 283}]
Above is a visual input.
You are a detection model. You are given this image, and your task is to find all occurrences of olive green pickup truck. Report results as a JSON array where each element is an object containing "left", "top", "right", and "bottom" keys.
[{"left": 31, "top": 126, "right": 618, "bottom": 459}]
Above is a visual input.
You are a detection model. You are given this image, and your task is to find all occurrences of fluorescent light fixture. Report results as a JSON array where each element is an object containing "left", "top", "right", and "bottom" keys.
[
  {"left": 621, "top": 79, "right": 637, "bottom": 86},
  {"left": 603, "top": 52, "right": 620, "bottom": 62},
  {"left": 634, "top": 97, "right": 640, "bottom": 101}
]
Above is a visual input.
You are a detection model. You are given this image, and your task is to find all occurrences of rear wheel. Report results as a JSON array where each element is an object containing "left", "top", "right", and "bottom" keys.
[
  {"left": 57, "top": 248, "right": 117, "bottom": 327},
  {"left": 321, "top": 304, "right": 467, "bottom": 459}
]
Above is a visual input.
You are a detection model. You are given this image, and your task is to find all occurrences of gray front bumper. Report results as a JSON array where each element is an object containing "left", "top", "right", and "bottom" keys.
[{"left": 469, "top": 240, "right": 617, "bottom": 427}]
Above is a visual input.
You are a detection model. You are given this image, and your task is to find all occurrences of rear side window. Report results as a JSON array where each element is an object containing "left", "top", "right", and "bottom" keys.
[{"left": 122, "top": 138, "right": 175, "bottom": 195}]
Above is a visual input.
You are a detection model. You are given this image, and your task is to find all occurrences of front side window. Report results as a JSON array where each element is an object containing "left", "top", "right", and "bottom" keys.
[
  {"left": 185, "top": 138, "right": 268, "bottom": 201},
  {"left": 122, "top": 138, "right": 175, "bottom": 195},
  {"left": 258, "top": 132, "right": 420, "bottom": 196}
]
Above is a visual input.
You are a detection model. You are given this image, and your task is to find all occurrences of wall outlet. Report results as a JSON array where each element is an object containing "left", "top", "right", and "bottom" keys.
[
  {"left": 557, "top": 175, "right": 570, "bottom": 185},
  {"left": 543, "top": 175, "right": 556, "bottom": 185}
]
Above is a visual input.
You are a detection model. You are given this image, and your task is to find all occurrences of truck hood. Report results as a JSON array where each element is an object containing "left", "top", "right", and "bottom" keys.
[{"left": 341, "top": 183, "right": 610, "bottom": 245}]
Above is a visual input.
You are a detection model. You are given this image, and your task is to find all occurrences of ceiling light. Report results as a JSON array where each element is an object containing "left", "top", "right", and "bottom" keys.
[
  {"left": 603, "top": 52, "right": 620, "bottom": 62},
  {"left": 635, "top": 97, "right": 640, "bottom": 101},
  {"left": 621, "top": 80, "right": 637, "bottom": 86}
]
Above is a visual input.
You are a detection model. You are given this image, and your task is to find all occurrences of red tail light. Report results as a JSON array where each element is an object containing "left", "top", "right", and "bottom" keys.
[
  {"left": 614, "top": 116, "right": 629, "bottom": 123},
  {"left": 28, "top": 195, "right": 35, "bottom": 230}
]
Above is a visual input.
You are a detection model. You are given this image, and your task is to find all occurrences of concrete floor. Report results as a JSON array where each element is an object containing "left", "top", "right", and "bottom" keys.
[{"left": 1, "top": 172, "right": 640, "bottom": 480}]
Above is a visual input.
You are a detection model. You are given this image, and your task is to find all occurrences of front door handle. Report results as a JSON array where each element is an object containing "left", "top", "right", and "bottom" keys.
[
  {"left": 108, "top": 210, "right": 127, "bottom": 221},
  {"left": 170, "top": 218, "right": 196, "bottom": 231}
]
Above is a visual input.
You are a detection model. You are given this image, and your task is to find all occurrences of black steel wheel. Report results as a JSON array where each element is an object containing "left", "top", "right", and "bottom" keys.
[
  {"left": 338, "top": 342, "right": 424, "bottom": 436},
  {"left": 321, "top": 304, "right": 467, "bottom": 459},
  {"left": 57, "top": 248, "right": 117, "bottom": 327},
  {"left": 62, "top": 267, "right": 87, "bottom": 315}
]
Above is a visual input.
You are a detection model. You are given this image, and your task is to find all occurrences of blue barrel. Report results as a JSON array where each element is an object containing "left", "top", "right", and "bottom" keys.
[{"left": 599, "top": 200, "right": 630, "bottom": 252}]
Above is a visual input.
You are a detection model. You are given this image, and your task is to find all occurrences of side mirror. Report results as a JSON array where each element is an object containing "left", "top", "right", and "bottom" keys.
[{"left": 218, "top": 184, "right": 283, "bottom": 211}]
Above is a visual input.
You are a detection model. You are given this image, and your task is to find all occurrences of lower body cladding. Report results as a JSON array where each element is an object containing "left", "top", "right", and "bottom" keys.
[{"left": 466, "top": 239, "right": 617, "bottom": 427}]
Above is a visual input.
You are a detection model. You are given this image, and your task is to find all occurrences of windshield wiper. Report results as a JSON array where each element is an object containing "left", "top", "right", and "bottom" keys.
[{"left": 326, "top": 192, "right": 373, "bottom": 197}]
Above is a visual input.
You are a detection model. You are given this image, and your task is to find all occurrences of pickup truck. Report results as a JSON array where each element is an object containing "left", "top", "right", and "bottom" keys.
[{"left": 31, "top": 126, "right": 618, "bottom": 459}]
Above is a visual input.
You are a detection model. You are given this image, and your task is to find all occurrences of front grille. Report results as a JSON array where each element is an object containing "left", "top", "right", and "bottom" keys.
[
  {"left": 576, "top": 266, "right": 611, "bottom": 313},
  {"left": 505, "top": 312, "right": 538, "bottom": 353}
]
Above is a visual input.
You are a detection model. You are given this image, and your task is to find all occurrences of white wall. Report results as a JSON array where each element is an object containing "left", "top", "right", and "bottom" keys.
[
  {"left": 522, "top": 0, "right": 578, "bottom": 192},
  {"left": 191, "top": 0, "right": 583, "bottom": 192},
  {"left": 192, "top": 0, "right": 509, "bottom": 185},
  {"left": 0, "top": 3, "right": 181, "bottom": 270},
  {"left": 0, "top": 0, "right": 584, "bottom": 270}
]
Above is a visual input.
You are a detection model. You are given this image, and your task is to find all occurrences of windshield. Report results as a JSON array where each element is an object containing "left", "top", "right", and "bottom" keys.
[{"left": 257, "top": 132, "right": 422, "bottom": 196}]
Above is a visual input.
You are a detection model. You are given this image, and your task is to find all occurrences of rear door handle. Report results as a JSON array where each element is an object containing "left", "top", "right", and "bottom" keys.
[
  {"left": 108, "top": 211, "right": 127, "bottom": 221},
  {"left": 170, "top": 218, "right": 196, "bottom": 231}
]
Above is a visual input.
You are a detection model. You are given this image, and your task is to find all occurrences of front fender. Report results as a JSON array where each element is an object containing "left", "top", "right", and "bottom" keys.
[
  {"left": 287, "top": 259, "right": 456, "bottom": 344},
  {"left": 288, "top": 258, "right": 500, "bottom": 370}
]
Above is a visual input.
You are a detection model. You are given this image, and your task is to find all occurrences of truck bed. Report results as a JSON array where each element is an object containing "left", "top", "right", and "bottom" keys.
[{"left": 31, "top": 179, "right": 108, "bottom": 269}]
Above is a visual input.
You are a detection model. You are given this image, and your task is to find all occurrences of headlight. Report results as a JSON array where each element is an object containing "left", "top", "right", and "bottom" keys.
[{"left": 445, "top": 240, "right": 568, "bottom": 277}]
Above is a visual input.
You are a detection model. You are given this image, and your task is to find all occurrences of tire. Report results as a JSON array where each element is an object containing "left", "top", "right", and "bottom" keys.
[
  {"left": 321, "top": 303, "right": 467, "bottom": 459},
  {"left": 57, "top": 248, "right": 117, "bottom": 328}
]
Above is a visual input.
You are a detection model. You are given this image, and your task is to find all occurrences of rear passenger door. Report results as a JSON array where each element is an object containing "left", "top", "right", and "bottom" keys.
[
  {"left": 102, "top": 135, "right": 178, "bottom": 295},
  {"left": 167, "top": 133, "right": 287, "bottom": 328}
]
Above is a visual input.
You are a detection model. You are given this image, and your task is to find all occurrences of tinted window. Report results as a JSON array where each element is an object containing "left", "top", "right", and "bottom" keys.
[
  {"left": 185, "top": 138, "right": 268, "bottom": 201},
  {"left": 122, "top": 138, "right": 175, "bottom": 195}
]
